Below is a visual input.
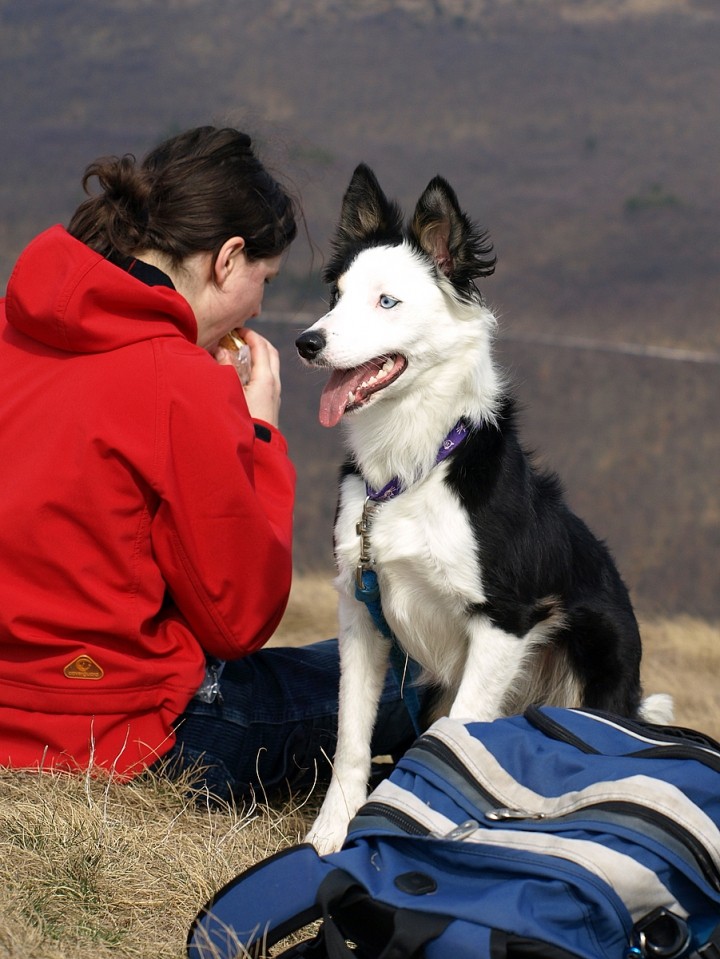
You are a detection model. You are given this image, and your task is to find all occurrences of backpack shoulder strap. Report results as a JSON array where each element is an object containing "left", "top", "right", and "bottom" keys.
[{"left": 187, "top": 843, "right": 334, "bottom": 959}]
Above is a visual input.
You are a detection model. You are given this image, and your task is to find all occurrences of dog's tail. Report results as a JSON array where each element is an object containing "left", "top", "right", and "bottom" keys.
[{"left": 638, "top": 692, "right": 675, "bottom": 725}]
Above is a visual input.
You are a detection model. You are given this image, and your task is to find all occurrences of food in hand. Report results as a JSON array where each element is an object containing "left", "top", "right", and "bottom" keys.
[{"left": 218, "top": 329, "right": 252, "bottom": 385}]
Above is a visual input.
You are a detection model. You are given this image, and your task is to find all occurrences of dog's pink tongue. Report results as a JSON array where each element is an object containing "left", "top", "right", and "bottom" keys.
[
  {"left": 319, "top": 363, "right": 375, "bottom": 428},
  {"left": 319, "top": 369, "right": 357, "bottom": 428}
]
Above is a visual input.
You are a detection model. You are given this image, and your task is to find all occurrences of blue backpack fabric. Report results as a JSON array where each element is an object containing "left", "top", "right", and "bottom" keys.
[{"left": 187, "top": 707, "right": 720, "bottom": 959}]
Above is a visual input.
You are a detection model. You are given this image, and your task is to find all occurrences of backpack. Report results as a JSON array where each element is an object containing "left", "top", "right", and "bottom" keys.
[{"left": 187, "top": 707, "right": 720, "bottom": 959}]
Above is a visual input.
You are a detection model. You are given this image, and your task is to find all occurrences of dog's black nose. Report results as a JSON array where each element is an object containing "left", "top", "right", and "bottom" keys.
[{"left": 295, "top": 329, "right": 326, "bottom": 361}]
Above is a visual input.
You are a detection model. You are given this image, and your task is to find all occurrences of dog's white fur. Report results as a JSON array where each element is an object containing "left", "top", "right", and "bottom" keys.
[{"left": 297, "top": 169, "right": 673, "bottom": 854}]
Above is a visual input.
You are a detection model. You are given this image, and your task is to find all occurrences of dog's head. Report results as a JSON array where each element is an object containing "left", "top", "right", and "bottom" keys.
[{"left": 296, "top": 164, "right": 497, "bottom": 428}]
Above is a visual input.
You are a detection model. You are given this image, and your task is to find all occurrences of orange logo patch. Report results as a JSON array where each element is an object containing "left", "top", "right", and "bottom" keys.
[{"left": 64, "top": 655, "right": 104, "bottom": 680}]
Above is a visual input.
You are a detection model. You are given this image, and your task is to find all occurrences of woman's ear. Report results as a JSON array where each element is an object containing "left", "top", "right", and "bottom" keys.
[{"left": 214, "top": 236, "right": 246, "bottom": 286}]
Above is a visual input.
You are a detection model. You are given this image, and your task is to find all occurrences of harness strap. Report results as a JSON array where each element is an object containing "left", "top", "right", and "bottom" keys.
[
  {"left": 352, "top": 422, "right": 473, "bottom": 738},
  {"left": 355, "top": 569, "right": 423, "bottom": 735}
]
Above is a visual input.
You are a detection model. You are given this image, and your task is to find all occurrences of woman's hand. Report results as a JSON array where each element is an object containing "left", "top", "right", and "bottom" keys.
[{"left": 217, "top": 328, "right": 282, "bottom": 427}]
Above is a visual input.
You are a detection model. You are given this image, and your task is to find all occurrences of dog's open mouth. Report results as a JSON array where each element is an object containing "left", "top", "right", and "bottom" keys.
[{"left": 319, "top": 354, "right": 407, "bottom": 428}]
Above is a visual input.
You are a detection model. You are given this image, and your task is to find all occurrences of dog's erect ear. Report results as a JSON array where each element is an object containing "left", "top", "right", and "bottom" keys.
[
  {"left": 338, "top": 164, "right": 404, "bottom": 245},
  {"left": 323, "top": 165, "right": 404, "bottom": 284},
  {"left": 410, "top": 176, "right": 496, "bottom": 287}
]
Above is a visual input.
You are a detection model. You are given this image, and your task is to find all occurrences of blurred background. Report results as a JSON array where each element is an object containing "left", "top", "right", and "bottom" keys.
[{"left": 1, "top": 0, "right": 717, "bottom": 619}]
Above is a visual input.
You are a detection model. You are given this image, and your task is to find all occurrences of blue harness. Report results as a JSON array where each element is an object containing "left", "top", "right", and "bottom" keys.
[
  {"left": 353, "top": 420, "right": 471, "bottom": 735},
  {"left": 354, "top": 566, "right": 424, "bottom": 734}
]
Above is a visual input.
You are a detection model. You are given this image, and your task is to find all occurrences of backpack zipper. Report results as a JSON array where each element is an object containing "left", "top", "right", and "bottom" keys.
[
  {"left": 526, "top": 705, "right": 720, "bottom": 771},
  {"left": 408, "top": 734, "right": 502, "bottom": 809},
  {"left": 414, "top": 731, "right": 720, "bottom": 893},
  {"left": 354, "top": 801, "right": 432, "bottom": 837},
  {"left": 488, "top": 800, "right": 720, "bottom": 893},
  {"left": 350, "top": 793, "right": 637, "bottom": 944}
]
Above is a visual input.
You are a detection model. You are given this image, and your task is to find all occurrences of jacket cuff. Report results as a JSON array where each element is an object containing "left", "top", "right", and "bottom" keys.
[{"left": 253, "top": 419, "right": 288, "bottom": 452}]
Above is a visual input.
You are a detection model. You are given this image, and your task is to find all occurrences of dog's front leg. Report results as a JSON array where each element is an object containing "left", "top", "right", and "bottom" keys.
[
  {"left": 306, "top": 595, "right": 390, "bottom": 855},
  {"left": 449, "top": 617, "right": 528, "bottom": 722}
]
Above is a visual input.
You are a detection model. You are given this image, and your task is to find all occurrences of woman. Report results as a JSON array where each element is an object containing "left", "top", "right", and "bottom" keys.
[{"left": 0, "top": 126, "right": 416, "bottom": 800}]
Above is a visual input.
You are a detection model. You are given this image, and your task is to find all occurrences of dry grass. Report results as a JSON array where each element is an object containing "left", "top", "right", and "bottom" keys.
[
  {"left": 639, "top": 614, "right": 720, "bottom": 741},
  {"left": 0, "top": 766, "right": 317, "bottom": 959},
  {"left": 0, "top": 574, "right": 717, "bottom": 958}
]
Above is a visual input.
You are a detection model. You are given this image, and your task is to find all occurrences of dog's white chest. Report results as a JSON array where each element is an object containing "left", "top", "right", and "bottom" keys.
[{"left": 336, "top": 469, "right": 486, "bottom": 686}]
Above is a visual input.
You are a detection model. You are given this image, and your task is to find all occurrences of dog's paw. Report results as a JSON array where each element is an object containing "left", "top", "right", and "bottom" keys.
[
  {"left": 305, "top": 815, "right": 351, "bottom": 856},
  {"left": 305, "top": 770, "right": 368, "bottom": 854}
]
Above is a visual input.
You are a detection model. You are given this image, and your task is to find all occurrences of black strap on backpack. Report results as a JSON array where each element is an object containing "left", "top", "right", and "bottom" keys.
[
  {"left": 695, "top": 923, "right": 720, "bottom": 959},
  {"left": 277, "top": 869, "right": 450, "bottom": 959}
]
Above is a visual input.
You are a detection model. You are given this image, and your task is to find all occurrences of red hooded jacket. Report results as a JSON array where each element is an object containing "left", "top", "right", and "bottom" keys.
[{"left": 0, "top": 227, "right": 296, "bottom": 777}]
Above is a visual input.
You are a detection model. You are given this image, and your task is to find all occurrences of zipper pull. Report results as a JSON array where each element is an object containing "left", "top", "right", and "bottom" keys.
[
  {"left": 486, "top": 807, "right": 546, "bottom": 821},
  {"left": 437, "top": 819, "right": 480, "bottom": 840}
]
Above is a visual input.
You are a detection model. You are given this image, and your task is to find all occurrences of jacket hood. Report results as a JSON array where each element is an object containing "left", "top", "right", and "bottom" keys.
[{"left": 4, "top": 226, "right": 197, "bottom": 352}]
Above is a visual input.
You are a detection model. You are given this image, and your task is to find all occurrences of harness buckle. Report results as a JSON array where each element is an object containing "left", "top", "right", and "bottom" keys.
[{"left": 355, "top": 496, "right": 376, "bottom": 589}]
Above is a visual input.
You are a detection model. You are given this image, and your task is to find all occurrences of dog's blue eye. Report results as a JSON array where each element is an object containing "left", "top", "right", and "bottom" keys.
[{"left": 379, "top": 294, "right": 399, "bottom": 309}]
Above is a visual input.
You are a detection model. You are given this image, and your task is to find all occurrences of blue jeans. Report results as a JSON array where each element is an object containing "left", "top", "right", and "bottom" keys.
[{"left": 161, "top": 640, "right": 420, "bottom": 803}]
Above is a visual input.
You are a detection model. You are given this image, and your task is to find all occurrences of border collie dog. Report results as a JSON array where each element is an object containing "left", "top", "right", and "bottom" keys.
[{"left": 295, "top": 164, "right": 672, "bottom": 854}]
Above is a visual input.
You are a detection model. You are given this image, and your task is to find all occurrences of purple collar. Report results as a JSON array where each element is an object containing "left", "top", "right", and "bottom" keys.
[{"left": 365, "top": 420, "right": 470, "bottom": 502}]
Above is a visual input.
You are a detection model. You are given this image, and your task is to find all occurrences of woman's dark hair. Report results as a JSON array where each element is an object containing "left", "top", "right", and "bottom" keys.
[{"left": 67, "top": 126, "right": 297, "bottom": 266}]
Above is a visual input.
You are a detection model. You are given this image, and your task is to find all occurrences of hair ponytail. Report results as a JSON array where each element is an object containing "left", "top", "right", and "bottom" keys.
[
  {"left": 68, "top": 127, "right": 297, "bottom": 266},
  {"left": 68, "top": 154, "right": 152, "bottom": 259}
]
